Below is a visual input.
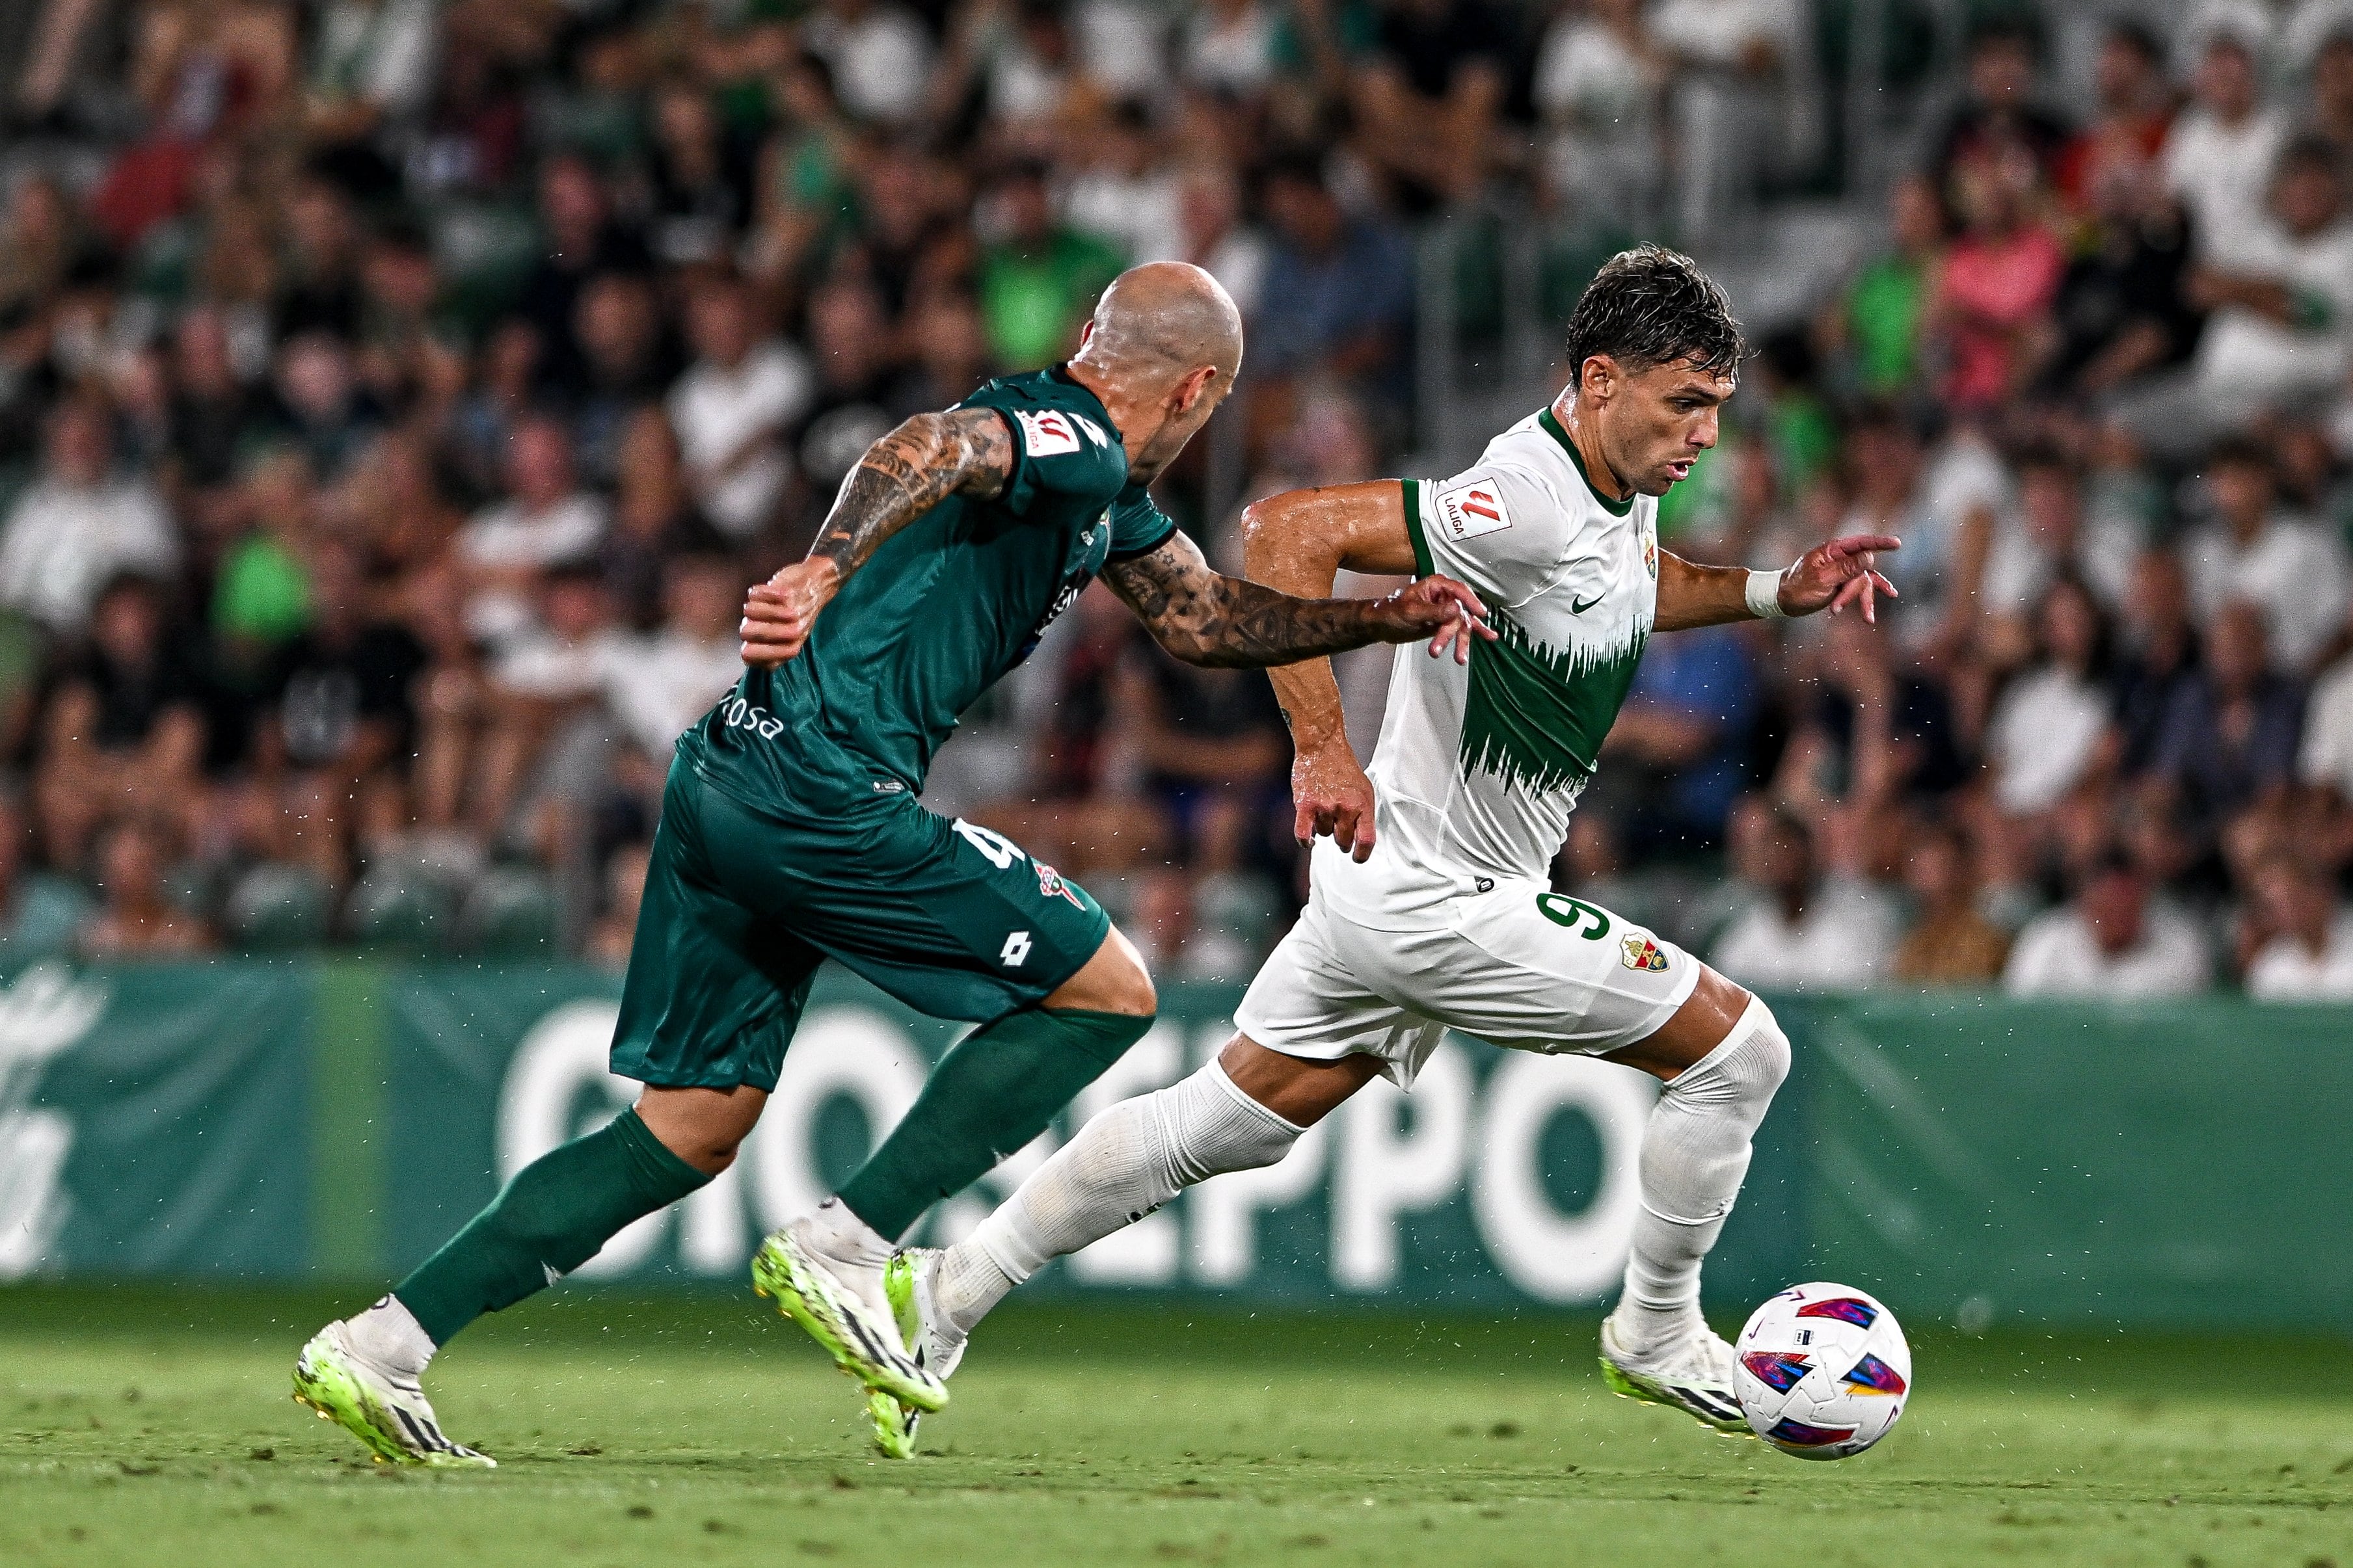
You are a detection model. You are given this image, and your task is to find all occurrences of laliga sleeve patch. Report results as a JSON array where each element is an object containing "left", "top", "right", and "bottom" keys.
[
  {"left": 1014, "top": 409, "right": 1084, "bottom": 457},
  {"left": 1434, "top": 475, "right": 1513, "bottom": 542}
]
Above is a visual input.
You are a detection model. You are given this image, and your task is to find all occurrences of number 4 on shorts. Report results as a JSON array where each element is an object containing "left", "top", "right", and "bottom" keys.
[{"left": 1000, "top": 929, "right": 1032, "bottom": 967}]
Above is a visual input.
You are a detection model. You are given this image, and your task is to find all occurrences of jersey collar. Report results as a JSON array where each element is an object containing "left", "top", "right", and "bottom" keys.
[{"left": 1539, "top": 406, "right": 1634, "bottom": 517}]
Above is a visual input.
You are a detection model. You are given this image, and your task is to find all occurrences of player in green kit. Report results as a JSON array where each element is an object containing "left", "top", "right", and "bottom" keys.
[{"left": 291, "top": 261, "right": 1493, "bottom": 1465}]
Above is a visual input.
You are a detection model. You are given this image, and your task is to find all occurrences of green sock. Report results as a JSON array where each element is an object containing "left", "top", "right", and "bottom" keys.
[
  {"left": 396, "top": 1108, "right": 710, "bottom": 1346},
  {"left": 838, "top": 1006, "right": 1150, "bottom": 1241}
]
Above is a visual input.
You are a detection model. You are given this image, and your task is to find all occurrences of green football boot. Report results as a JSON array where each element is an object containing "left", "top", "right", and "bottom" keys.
[
  {"left": 1597, "top": 1312, "right": 1752, "bottom": 1437},
  {"left": 291, "top": 1322, "right": 495, "bottom": 1467},
  {"left": 752, "top": 1222, "right": 947, "bottom": 1416},
  {"left": 868, "top": 1249, "right": 969, "bottom": 1459}
]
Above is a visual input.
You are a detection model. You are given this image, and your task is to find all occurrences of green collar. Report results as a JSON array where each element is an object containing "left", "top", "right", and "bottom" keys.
[{"left": 1538, "top": 405, "right": 1633, "bottom": 517}]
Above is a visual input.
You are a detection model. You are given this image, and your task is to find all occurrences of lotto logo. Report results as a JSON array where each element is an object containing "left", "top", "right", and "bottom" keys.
[
  {"left": 1016, "top": 410, "right": 1102, "bottom": 457},
  {"left": 1001, "top": 930, "right": 1033, "bottom": 967},
  {"left": 1434, "top": 477, "right": 1512, "bottom": 542}
]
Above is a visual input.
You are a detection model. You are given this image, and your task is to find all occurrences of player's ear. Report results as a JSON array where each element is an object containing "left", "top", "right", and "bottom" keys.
[
  {"left": 1580, "top": 354, "right": 1617, "bottom": 403},
  {"left": 1172, "top": 364, "right": 1215, "bottom": 414}
]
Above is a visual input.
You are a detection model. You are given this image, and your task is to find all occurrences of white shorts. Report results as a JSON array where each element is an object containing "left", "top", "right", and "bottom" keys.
[{"left": 1233, "top": 878, "right": 1701, "bottom": 1089}]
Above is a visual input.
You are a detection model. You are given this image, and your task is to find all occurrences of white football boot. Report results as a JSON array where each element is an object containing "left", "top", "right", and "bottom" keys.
[
  {"left": 292, "top": 1322, "right": 495, "bottom": 1467},
  {"left": 1597, "top": 1311, "right": 1751, "bottom": 1435},
  {"left": 869, "top": 1248, "right": 969, "bottom": 1459},
  {"left": 752, "top": 1218, "right": 947, "bottom": 1416}
]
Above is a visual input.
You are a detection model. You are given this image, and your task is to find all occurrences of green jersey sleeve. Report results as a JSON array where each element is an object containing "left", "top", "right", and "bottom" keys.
[
  {"left": 1106, "top": 481, "right": 1179, "bottom": 561},
  {"left": 982, "top": 400, "right": 1128, "bottom": 518}
]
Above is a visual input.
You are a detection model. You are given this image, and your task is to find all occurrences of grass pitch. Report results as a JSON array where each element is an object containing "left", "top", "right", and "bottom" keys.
[{"left": 3, "top": 1284, "right": 2348, "bottom": 1567}]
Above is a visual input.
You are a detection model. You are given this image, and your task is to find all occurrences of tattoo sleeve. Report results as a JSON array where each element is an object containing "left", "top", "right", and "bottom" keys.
[
  {"left": 1102, "top": 532, "right": 1393, "bottom": 669},
  {"left": 806, "top": 408, "right": 1015, "bottom": 581}
]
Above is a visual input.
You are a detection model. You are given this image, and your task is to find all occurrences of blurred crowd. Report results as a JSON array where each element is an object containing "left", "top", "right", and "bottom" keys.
[
  {"left": 1611, "top": 3, "right": 2353, "bottom": 1004},
  {"left": 4, "top": 0, "right": 2353, "bottom": 1008}
]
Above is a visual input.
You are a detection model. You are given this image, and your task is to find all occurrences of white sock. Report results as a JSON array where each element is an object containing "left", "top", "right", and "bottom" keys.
[
  {"left": 937, "top": 1059, "right": 1304, "bottom": 1335},
  {"left": 1615, "top": 996, "right": 1790, "bottom": 1353},
  {"left": 346, "top": 1294, "right": 435, "bottom": 1380}
]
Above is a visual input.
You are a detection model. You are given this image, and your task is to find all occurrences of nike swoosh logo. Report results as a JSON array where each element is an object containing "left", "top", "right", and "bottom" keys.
[{"left": 1570, "top": 592, "right": 1603, "bottom": 614}]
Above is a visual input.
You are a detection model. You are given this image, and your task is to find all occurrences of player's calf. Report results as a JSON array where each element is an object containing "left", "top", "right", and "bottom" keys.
[{"left": 1608, "top": 985, "right": 1790, "bottom": 1358}]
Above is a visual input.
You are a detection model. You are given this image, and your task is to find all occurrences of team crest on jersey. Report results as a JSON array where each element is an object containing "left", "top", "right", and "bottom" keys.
[
  {"left": 1641, "top": 527, "right": 1658, "bottom": 579},
  {"left": 1036, "top": 862, "right": 1084, "bottom": 908},
  {"left": 1621, "top": 934, "right": 1669, "bottom": 972},
  {"left": 1434, "top": 477, "right": 1513, "bottom": 542},
  {"left": 1015, "top": 408, "right": 1102, "bottom": 457}
]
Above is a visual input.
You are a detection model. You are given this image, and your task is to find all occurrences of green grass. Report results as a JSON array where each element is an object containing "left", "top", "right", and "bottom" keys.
[{"left": 3, "top": 1285, "right": 2350, "bottom": 1567}]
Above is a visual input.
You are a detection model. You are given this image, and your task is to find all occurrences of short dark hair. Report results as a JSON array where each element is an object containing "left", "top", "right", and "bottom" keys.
[{"left": 1561, "top": 244, "right": 1745, "bottom": 382}]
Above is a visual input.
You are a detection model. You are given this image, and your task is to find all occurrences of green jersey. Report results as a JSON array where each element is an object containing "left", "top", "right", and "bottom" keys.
[{"left": 680, "top": 367, "right": 1177, "bottom": 808}]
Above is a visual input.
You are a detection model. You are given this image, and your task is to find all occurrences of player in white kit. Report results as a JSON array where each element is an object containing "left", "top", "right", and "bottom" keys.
[{"left": 859, "top": 246, "right": 1900, "bottom": 1457}]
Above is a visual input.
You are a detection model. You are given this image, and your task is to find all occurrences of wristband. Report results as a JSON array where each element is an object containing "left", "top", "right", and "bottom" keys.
[{"left": 1744, "top": 567, "right": 1790, "bottom": 620}]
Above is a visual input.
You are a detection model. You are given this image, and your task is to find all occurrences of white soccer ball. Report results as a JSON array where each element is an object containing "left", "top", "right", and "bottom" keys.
[{"left": 1732, "top": 1282, "right": 1911, "bottom": 1460}]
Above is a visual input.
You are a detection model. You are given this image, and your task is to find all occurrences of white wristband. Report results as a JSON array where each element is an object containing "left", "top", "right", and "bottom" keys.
[{"left": 1744, "top": 567, "right": 1789, "bottom": 620}]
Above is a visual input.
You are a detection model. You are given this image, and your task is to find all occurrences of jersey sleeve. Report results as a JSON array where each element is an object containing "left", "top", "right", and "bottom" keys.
[
  {"left": 973, "top": 397, "right": 1128, "bottom": 518},
  {"left": 1105, "top": 481, "right": 1179, "bottom": 561},
  {"left": 1400, "top": 461, "right": 1578, "bottom": 609}
]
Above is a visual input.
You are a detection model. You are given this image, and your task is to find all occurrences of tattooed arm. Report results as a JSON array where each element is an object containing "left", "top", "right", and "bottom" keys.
[
  {"left": 739, "top": 408, "right": 1014, "bottom": 666},
  {"left": 1103, "top": 529, "right": 1492, "bottom": 671}
]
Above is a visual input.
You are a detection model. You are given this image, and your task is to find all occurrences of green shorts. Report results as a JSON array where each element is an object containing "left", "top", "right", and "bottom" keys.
[{"left": 610, "top": 749, "right": 1111, "bottom": 1091}]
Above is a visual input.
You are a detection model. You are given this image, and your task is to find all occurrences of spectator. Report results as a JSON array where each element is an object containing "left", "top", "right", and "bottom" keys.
[
  {"left": 1929, "top": 18, "right": 2069, "bottom": 198},
  {"left": 1534, "top": 0, "right": 1664, "bottom": 222},
  {"left": 1923, "top": 146, "right": 2064, "bottom": 415},
  {"left": 1596, "top": 621, "right": 1756, "bottom": 851},
  {"left": 1180, "top": 0, "right": 1282, "bottom": 98},
  {"left": 0, "top": 397, "right": 179, "bottom": 634},
  {"left": 2041, "top": 148, "right": 2199, "bottom": 402},
  {"left": 263, "top": 543, "right": 428, "bottom": 783},
  {"left": 1709, "top": 803, "right": 1896, "bottom": 992},
  {"left": 587, "top": 841, "right": 650, "bottom": 970},
  {"left": 1252, "top": 154, "right": 1415, "bottom": 395},
  {"left": 2112, "top": 550, "right": 2204, "bottom": 778},
  {"left": 2004, "top": 850, "right": 2212, "bottom": 998},
  {"left": 1173, "top": 161, "right": 1269, "bottom": 321},
  {"left": 646, "top": 77, "right": 756, "bottom": 268},
  {"left": 2163, "top": 29, "right": 2287, "bottom": 268},
  {"left": 1127, "top": 866, "right": 1255, "bottom": 981},
  {"left": 1889, "top": 819, "right": 2011, "bottom": 985},
  {"left": 1345, "top": 0, "right": 1514, "bottom": 207},
  {"left": 1985, "top": 578, "right": 2112, "bottom": 820},
  {"left": 2179, "top": 137, "right": 2353, "bottom": 436},
  {"left": 599, "top": 409, "right": 728, "bottom": 630},
  {"left": 2153, "top": 599, "right": 2305, "bottom": 834},
  {"left": 600, "top": 553, "right": 746, "bottom": 761},
  {"left": 0, "top": 795, "right": 92, "bottom": 964},
  {"left": 567, "top": 272, "right": 675, "bottom": 491},
  {"left": 977, "top": 163, "right": 1125, "bottom": 373},
  {"left": 2181, "top": 438, "right": 2351, "bottom": 672},
  {"left": 2053, "top": 21, "right": 2177, "bottom": 212},
  {"left": 515, "top": 155, "right": 653, "bottom": 388},
  {"left": 668, "top": 272, "right": 813, "bottom": 542},
  {"left": 1064, "top": 102, "right": 1183, "bottom": 266},
  {"left": 2303, "top": 25, "right": 2353, "bottom": 185},
  {"left": 1121, "top": 639, "right": 1289, "bottom": 875},
  {"left": 802, "top": 0, "right": 935, "bottom": 128},
  {"left": 458, "top": 416, "right": 608, "bottom": 647},
  {"left": 1648, "top": 0, "right": 1814, "bottom": 241},
  {"left": 79, "top": 817, "right": 213, "bottom": 958},
  {"left": 1980, "top": 449, "right": 2140, "bottom": 643},
  {"left": 2240, "top": 851, "right": 2353, "bottom": 998},
  {"left": 1824, "top": 174, "right": 1944, "bottom": 401}
]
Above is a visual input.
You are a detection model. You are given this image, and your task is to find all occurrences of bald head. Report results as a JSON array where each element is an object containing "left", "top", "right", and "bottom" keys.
[{"left": 1073, "top": 261, "right": 1243, "bottom": 388}]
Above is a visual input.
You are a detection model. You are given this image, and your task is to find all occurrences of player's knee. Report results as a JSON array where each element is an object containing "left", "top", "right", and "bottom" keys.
[
  {"left": 1049, "top": 930, "right": 1159, "bottom": 1017},
  {"left": 1740, "top": 996, "right": 1792, "bottom": 1096}
]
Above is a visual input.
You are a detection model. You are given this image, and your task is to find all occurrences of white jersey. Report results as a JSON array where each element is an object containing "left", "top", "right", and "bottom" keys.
[{"left": 1317, "top": 406, "right": 1659, "bottom": 927}]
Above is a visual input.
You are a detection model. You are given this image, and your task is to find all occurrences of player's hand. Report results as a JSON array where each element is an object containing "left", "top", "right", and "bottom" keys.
[
  {"left": 1778, "top": 534, "right": 1901, "bottom": 624},
  {"left": 740, "top": 559, "right": 842, "bottom": 667},
  {"left": 1293, "top": 742, "right": 1378, "bottom": 861},
  {"left": 1369, "top": 575, "right": 1498, "bottom": 664}
]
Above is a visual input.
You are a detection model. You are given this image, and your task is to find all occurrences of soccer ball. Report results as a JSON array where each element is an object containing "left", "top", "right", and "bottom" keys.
[{"left": 1732, "top": 1282, "right": 1911, "bottom": 1460}]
